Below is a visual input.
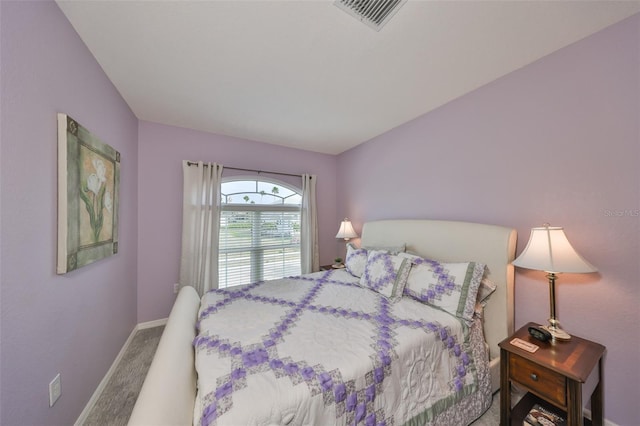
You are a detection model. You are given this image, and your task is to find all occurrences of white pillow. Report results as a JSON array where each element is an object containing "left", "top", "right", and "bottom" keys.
[
  {"left": 361, "top": 244, "right": 406, "bottom": 254},
  {"left": 477, "top": 277, "right": 497, "bottom": 303},
  {"left": 400, "top": 254, "right": 486, "bottom": 322},
  {"left": 344, "top": 243, "right": 368, "bottom": 277},
  {"left": 401, "top": 253, "right": 496, "bottom": 302},
  {"left": 359, "top": 250, "right": 411, "bottom": 300}
]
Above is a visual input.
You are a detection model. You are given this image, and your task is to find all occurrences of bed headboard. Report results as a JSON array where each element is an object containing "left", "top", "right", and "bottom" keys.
[{"left": 360, "top": 219, "right": 517, "bottom": 361}]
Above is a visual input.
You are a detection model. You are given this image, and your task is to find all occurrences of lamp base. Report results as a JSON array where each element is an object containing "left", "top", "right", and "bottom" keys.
[{"left": 542, "top": 324, "right": 571, "bottom": 341}]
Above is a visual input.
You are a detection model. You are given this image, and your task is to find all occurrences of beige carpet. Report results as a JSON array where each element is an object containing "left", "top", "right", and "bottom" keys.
[
  {"left": 470, "top": 393, "right": 501, "bottom": 425},
  {"left": 83, "top": 325, "right": 500, "bottom": 425},
  {"left": 83, "top": 326, "right": 164, "bottom": 426}
]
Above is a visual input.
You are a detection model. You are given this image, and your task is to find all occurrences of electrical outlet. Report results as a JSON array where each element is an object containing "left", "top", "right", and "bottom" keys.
[
  {"left": 173, "top": 283, "right": 180, "bottom": 294},
  {"left": 49, "top": 373, "right": 61, "bottom": 407}
]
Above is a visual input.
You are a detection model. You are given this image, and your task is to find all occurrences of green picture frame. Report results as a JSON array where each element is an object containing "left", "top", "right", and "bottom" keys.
[{"left": 57, "top": 113, "right": 120, "bottom": 274}]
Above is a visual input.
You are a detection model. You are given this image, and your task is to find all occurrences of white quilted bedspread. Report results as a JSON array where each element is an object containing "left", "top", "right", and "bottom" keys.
[{"left": 193, "top": 269, "right": 489, "bottom": 426}]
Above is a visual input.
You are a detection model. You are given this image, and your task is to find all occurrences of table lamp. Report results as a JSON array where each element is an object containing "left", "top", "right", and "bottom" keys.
[
  {"left": 512, "top": 224, "right": 597, "bottom": 340},
  {"left": 335, "top": 218, "right": 358, "bottom": 241}
]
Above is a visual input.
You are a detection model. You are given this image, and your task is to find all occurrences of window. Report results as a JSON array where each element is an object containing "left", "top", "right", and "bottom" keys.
[{"left": 219, "top": 178, "right": 302, "bottom": 288}]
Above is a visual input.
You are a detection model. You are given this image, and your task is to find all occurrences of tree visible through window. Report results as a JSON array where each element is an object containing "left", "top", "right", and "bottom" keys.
[{"left": 219, "top": 178, "right": 302, "bottom": 288}]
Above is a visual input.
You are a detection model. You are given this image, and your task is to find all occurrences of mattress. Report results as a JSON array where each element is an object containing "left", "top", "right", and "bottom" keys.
[{"left": 193, "top": 269, "right": 491, "bottom": 425}]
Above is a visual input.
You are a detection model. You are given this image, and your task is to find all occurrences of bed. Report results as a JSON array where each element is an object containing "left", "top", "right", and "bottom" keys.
[{"left": 129, "top": 219, "right": 516, "bottom": 425}]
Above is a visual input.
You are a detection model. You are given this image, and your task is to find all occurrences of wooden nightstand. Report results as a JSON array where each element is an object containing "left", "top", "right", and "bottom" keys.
[
  {"left": 320, "top": 264, "right": 344, "bottom": 271},
  {"left": 499, "top": 322, "right": 605, "bottom": 426}
]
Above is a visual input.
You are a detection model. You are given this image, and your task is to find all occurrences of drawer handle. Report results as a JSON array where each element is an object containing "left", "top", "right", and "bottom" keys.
[{"left": 530, "top": 373, "right": 538, "bottom": 381}]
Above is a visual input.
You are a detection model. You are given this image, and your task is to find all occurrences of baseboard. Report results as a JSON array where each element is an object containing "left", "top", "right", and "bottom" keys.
[
  {"left": 74, "top": 319, "right": 168, "bottom": 425},
  {"left": 137, "top": 317, "right": 168, "bottom": 330},
  {"left": 583, "top": 407, "right": 619, "bottom": 426}
]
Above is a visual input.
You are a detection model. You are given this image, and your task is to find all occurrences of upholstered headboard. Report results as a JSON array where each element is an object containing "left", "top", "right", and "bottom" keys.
[{"left": 360, "top": 220, "right": 517, "bottom": 367}]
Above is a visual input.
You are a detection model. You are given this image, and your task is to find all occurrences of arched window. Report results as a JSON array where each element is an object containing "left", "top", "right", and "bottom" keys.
[{"left": 219, "top": 178, "right": 302, "bottom": 288}]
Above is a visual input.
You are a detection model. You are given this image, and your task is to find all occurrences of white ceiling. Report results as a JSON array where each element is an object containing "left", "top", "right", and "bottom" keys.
[{"left": 56, "top": 1, "right": 640, "bottom": 155}]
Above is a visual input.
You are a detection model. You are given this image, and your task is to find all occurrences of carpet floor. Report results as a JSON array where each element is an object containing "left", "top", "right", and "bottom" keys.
[
  {"left": 83, "top": 325, "right": 500, "bottom": 425},
  {"left": 83, "top": 326, "right": 164, "bottom": 426}
]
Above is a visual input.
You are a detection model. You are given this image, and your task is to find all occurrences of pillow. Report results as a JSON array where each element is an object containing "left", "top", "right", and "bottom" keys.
[
  {"left": 359, "top": 250, "right": 411, "bottom": 300},
  {"left": 344, "top": 243, "right": 406, "bottom": 278},
  {"left": 345, "top": 243, "right": 368, "bottom": 278},
  {"left": 474, "top": 278, "right": 497, "bottom": 319},
  {"left": 477, "top": 277, "right": 497, "bottom": 303},
  {"left": 402, "top": 255, "right": 486, "bottom": 322},
  {"left": 361, "top": 244, "right": 406, "bottom": 254},
  {"left": 397, "top": 252, "right": 421, "bottom": 262}
]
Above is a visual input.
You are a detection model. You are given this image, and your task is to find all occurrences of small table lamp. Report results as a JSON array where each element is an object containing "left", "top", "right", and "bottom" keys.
[
  {"left": 335, "top": 218, "right": 358, "bottom": 241},
  {"left": 512, "top": 224, "right": 597, "bottom": 340}
]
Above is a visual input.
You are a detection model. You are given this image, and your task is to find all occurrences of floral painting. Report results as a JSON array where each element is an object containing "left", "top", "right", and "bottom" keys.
[
  {"left": 57, "top": 113, "right": 120, "bottom": 274},
  {"left": 79, "top": 149, "right": 115, "bottom": 244}
]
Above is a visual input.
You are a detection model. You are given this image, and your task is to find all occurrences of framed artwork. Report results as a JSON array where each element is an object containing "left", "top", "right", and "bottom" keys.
[{"left": 57, "top": 113, "right": 120, "bottom": 274}]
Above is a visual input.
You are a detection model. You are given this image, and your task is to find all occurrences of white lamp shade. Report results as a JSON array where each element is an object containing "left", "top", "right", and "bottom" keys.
[
  {"left": 513, "top": 226, "right": 597, "bottom": 273},
  {"left": 335, "top": 219, "right": 358, "bottom": 240}
]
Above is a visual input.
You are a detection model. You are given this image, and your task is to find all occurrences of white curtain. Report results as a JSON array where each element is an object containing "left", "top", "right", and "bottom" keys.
[
  {"left": 300, "top": 174, "right": 319, "bottom": 273},
  {"left": 179, "top": 161, "right": 223, "bottom": 296}
]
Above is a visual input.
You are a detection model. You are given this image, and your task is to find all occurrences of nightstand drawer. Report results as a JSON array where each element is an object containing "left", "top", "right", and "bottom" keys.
[{"left": 510, "top": 354, "right": 566, "bottom": 406}]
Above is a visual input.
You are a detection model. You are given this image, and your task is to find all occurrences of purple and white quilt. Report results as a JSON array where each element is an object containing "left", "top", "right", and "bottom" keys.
[{"left": 193, "top": 269, "right": 491, "bottom": 426}]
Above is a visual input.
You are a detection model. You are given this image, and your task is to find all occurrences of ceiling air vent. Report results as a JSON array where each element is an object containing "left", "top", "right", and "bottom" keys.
[{"left": 335, "top": 0, "right": 407, "bottom": 31}]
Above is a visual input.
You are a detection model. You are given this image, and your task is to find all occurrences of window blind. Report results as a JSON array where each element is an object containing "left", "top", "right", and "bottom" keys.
[{"left": 219, "top": 205, "right": 301, "bottom": 288}]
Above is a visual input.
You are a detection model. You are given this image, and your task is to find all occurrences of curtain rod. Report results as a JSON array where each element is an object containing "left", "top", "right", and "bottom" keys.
[{"left": 186, "top": 161, "right": 308, "bottom": 179}]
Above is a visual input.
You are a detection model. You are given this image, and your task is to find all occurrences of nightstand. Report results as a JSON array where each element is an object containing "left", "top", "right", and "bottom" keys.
[
  {"left": 499, "top": 322, "right": 605, "bottom": 426},
  {"left": 320, "top": 264, "right": 343, "bottom": 271}
]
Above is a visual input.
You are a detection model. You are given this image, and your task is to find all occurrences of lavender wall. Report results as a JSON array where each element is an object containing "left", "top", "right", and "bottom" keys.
[
  {"left": 137, "top": 121, "right": 338, "bottom": 322},
  {"left": 337, "top": 14, "right": 639, "bottom": 425},
  {"left": 0, "top": 1, "right": 636, "bottom": 424},
  {"left": 0, "top": 2, "right": 139, "bottom": 425}
]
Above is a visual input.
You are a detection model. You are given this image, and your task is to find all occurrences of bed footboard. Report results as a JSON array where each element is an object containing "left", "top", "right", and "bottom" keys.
[{"left": 128, "top": 286, "right": 200, "bottom": 426}]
